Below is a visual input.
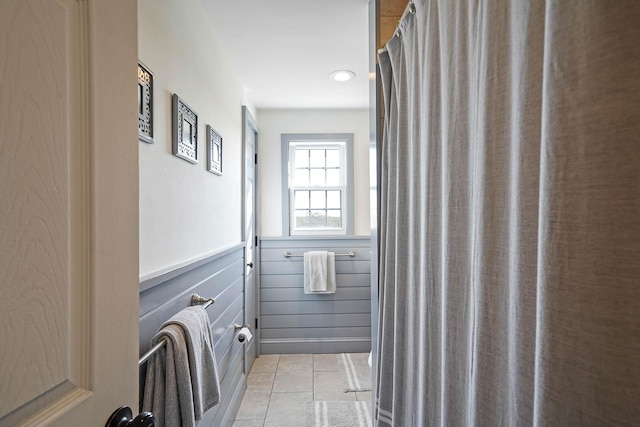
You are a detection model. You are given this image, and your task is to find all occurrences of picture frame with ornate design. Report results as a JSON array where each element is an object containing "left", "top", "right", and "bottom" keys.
[
  {"left": 137, "top": 62, "right": 154, "bottom": 144},
  {"left": 206, "top": 125, "right": 223, "bottom": 175},
  {"left": 172, "top": 94, "right": 198, "bottom": 164}
]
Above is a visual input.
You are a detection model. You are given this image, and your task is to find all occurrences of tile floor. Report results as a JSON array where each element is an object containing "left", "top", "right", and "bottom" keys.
[{"left": 232, "top": 354, "right": 372, "bottom": 427}]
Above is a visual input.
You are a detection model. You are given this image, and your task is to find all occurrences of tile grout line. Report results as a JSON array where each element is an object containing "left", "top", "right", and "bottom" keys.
[
  {"left": 312, "top": 354, "right": 316, "bottom": 402},
  {"left": 262, "top": 354, "right": 281, "bottom": 424},
  {"left": 236, "top": 354, "right": 371, "bottom": 425}
]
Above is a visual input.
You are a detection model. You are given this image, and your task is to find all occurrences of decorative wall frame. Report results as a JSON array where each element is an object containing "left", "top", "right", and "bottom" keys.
[
  {"left": 172, "top": 94, "right": 198, "bottom": 164},
  {"left": 137, "top": 62, "right": 154, "bottom": 144},
  {"left": 206, "top": 125, "right": 223, "bottom": 175}
]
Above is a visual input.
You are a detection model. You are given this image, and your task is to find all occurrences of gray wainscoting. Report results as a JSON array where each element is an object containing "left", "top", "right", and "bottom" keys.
[
  {"left": 139, "top": 244, "right": 247, "bottom": 427},
  {"left": 260, "top": 237, "right": 372, "bottom": 354}
]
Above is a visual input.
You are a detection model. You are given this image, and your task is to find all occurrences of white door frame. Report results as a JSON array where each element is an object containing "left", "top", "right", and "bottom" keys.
[{"left": 242, "top": 106, "right": 260, "bottom": 368}]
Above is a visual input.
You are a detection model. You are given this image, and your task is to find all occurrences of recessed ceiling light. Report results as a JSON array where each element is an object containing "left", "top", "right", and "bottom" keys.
[{"left": 329, "top": 70, "right": 356, "bottom": 82}]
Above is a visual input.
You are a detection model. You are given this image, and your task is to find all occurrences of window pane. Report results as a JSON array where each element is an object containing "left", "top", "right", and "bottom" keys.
[
  {"left": 295, "top": 210, "right": 310, "bottom": 227},
  {"left": 327, "top": 209, "right": 342, "bottom": 227},
  {"left": 327, "top": 191, "right": 341, "bottom": 209},
  {"left": 326, "top": 168, "right": 340, "bottom": 186},
  {"left": 310, "top": 210, "right": 327, "bottom": 227},
  {"left": 294, "top": 190, "right": 309, "bottom": 209},
  {"left": 295, "top": 148, "right": 309, "bottom": 168},
  {"left": 326, "top": 149, "right": 340, "bottom": 168},
  {"left": 309, "top": 169, "right": 325, "bottom": 186},
  {"left": 310, "top": 191, "right": 326, "bottom": 209},
  {"left": 309, "top": 149, "right": 325, "bottom": 168},
  {"left": 293, "top": 168, "right": 309, "bottom": 186}
]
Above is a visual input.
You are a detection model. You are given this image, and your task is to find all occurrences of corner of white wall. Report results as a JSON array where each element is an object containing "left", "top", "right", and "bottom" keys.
[
  {"left": 138, "top": 0, "right": 248, "bottom": 277},
  {"left": 257, "top": 108, "right": 371, "bottom": 237}
]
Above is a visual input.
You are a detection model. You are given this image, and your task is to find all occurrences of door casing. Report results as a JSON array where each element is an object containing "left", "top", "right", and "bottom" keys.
[{"left": 242, "top": 106, "right": 260, "bottom": 371}]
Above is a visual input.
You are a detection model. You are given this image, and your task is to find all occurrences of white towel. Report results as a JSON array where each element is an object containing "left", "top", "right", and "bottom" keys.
[
  {"left": 304, "top": 251, "right": 336, "bottom": 294},
  {"left": 143, "top": 306, "right": 220, "bottom": 427}
]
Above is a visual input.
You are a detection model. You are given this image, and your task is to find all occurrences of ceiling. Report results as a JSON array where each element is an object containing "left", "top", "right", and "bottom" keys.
[{"left": 200, "top": 0, "right": 371, "bottom": 110}]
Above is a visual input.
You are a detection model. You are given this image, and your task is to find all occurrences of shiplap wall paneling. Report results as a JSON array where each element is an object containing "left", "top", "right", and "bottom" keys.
[
  {"left": 139, "top": 244, "right": 247, "bottom": 426},
  {"left": 259, "top": 237, "right": 372, "bottom": 354}
]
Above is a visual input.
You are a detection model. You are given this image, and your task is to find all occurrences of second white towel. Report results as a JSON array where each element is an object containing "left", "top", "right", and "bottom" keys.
[{"left": 303, "top": 251, "right": 336, "bottom": 294}]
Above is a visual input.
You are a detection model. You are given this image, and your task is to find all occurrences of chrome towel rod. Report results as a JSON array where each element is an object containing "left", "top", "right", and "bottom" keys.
[
  {"left": 283, "top": 250, "right": 356, "bottom": 258},
  {"left": 138, "top": 293, "right": 214, "bottom": 366}
]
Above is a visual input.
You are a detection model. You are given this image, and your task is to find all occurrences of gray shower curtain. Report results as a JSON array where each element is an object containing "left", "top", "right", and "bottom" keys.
[{"left": 376, "top": 1, "right": 640, "bottom": 425}]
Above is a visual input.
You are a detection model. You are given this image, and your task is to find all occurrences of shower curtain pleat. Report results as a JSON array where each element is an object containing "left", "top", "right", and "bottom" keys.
[
  {"left": 534, "top": 3, "right": 640, "bottom": 424},
  {"left": 376, "top": 1, "right": 640, "bottom": 426}
]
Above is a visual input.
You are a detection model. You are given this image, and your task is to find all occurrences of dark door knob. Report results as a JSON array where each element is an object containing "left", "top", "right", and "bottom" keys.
[
  {"left": 106, "top": 407, "right": 155, "bottom": 427},
  {"left": 247, "top": 262, "right": 253, "bottom": 268}
]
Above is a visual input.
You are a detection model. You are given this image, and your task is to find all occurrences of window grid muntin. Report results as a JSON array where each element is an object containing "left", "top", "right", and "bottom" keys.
[
  {"left": 293, "top": 189, "right": 343, "bottom": 230},
  {"left": 289, "top": 142, "right": 346, "bottom": 234}
]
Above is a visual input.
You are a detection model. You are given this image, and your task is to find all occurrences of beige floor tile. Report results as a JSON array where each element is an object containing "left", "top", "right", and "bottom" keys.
[
  {"left": 263, "top": 392, "right": 313, "bottom": 427},
  {"left": 235, "top": 389, "right": 270, "bottom": 420},
  {"left": 314, "top": 371, "right": 357, "bottom": 401},
  {"left": 272, "top": 366, "right": 313, "bottom": 392},
  {"left": 250, "top": 354, "right": 280, "bottom": 373},
  {"left": 235, "top": 353, "right": 372, "bottom": 424},
  {"left": 247, "top": 372, "right": 275, "bottom": 392},
  {"left": 277, "top": 354, "right": 313, "bottom": 371},
  {"left": 313, "top": 353, "right": 339, "bottom": 371},
  {"left": 356, "top": 391, "right": 373, "bottom": 402},
  {"left": 232, "top": 420, "right": 264, "bottom": 427}
]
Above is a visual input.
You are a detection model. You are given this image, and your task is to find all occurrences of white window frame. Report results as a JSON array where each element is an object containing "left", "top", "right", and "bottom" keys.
[{"left": 282, "top": 133, "right": 354, "bottom": 236}]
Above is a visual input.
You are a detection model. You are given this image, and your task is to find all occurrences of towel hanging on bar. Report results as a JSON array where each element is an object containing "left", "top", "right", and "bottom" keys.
[
  {"left": 142, "top": 305, "right": 220, "bottom": 427},
  {"left": 139, "top": 294, "right": 214, "bottom": 366},
  {"left": 303, "top": 251, "right": 337, "bottom": 294}
]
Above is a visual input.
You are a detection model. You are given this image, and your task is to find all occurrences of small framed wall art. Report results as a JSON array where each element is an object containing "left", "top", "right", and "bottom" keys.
[
  {"left": 137, "top": 62, "right": 154, "bottom": 144},
  {"left": 206, "top": 125, "right": 222, "bottom": 175},
  {"left": 172, "top": 94, "right": 198, "bottom": 164}
]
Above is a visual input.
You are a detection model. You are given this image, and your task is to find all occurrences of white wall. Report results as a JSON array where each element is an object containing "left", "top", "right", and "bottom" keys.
[
  {"left": 138, "top": 0, "right": 253, "bottom": 278},
  {"left": 257, "top": 109, "right": 371, "bottom": 236}
]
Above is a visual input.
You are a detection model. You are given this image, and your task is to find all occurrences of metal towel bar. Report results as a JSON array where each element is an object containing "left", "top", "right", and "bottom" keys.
[
  {"left": 138, "top": 293, "right": 214, "bottom": 366},
  {"left": 283, "top": 250, "right": 355, "bottom": 258}
]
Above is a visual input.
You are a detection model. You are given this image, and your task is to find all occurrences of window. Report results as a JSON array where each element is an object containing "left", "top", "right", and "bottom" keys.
[{"left": 282, "top": 134, "right": 354, "bottom": 236}]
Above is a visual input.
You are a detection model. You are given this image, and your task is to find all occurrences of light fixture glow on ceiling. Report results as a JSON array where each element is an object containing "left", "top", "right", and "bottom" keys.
[{"left": 330, "top": 70, "right": 356, "bottom": 82}]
